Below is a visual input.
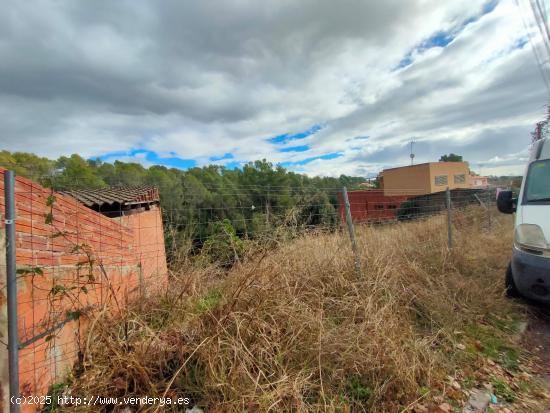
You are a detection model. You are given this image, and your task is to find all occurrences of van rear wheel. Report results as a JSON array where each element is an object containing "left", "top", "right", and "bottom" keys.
[{"left": 505, "top": 262, "right": 520, "bottom": 298}]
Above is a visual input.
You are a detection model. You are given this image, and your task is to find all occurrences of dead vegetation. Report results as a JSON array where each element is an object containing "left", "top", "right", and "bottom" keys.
[{"left": 59, "top": 208, "right": 539, "bottom": 412}]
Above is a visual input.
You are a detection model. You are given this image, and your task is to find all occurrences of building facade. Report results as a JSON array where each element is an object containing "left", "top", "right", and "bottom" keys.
[
  {"left": 339, "top": 162, "right": 485, "bottom": 224},
  {"left": 380, "top": 162, "right": 471, "bottom": 196},
  {"left": 470, "top": 175, "right": 488, "bottom": 188}
]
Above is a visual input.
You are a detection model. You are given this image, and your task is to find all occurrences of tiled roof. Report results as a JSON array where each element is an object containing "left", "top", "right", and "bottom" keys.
[{"left": 60, "top": 186, "right": 160, "bottom": 208}]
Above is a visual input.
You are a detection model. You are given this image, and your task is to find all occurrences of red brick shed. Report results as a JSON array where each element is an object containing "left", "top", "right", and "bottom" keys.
[{"left": 0, "top": 171, "right": 167, "bottom": 412}]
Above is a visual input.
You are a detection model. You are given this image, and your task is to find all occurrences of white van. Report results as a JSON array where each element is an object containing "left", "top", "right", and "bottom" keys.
[{"left": 497, "top": 137, "right": 550, "bottom": 304}]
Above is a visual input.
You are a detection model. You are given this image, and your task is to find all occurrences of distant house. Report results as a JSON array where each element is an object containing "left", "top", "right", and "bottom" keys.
[
  {"left": 379, "top": 162, "right": 472, "bottom": 196},
  {"left": 340, "top": 161, "right": 485, "bottom": 223},
  {"left": 358, "top": 181, "right": 377, "bottom": 189},
  {"left": 470, "top": 175, "right": 488, "bottom": 188}
]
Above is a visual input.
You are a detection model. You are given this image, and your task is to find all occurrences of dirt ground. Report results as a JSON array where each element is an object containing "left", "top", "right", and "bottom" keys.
[
  {"left": 523, "top": 305, "right": 550, "bottom": 382},
  {"left": 522, "top": 303, "right": 550, "bottom": 411}
]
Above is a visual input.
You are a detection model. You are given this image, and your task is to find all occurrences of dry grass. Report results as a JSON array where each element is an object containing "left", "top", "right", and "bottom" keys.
[{"left": 62, "top": 208, "right": 523, "bottom": 412}]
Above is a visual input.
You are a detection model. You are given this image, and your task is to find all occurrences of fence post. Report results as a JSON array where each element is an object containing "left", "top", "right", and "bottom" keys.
[
  {"left": 342, "top": 187, "right": 361, "bottom": 275},
  {"left": 4, "top": 171, "right": 20, "bottom": 413},
  {"left": 446, "top": 187, "right": 453, "bottom": 249},
  {"left": 486, "top": 192, "right": 492, "bottom": 230}
]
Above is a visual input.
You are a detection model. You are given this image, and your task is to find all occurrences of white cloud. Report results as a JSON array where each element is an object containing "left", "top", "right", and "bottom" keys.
[{"left": 0, "top": 0, "right": 548, "bottom": 176}]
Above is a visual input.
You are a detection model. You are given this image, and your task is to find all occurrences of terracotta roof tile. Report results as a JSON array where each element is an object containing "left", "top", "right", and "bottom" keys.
[{"left": 60, "top": 186, "right": 159, "bottom": 208}]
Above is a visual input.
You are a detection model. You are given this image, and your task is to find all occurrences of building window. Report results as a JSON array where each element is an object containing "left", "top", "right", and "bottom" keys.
[
  {"left": 454, "top": 174, "right": 466, "bottom": 184},
  {"left": 374, "top": 204, "right": 384, "bottom": 210},
  {"left": 435, "top": 175, "right": 448, "bottom": 186},
  {"left": 387, "top": 204, "right": 397, "bottom": 209}
]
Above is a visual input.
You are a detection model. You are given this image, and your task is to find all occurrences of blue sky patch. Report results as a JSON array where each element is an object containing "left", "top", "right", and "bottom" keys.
[
  {"left": 482, "top": 0, "right": 499, "bottom": 15},
  {"left": 97, "top": 149, "right": 197, "bottom": 169},
  {"left": 223, "top": 161, "right": 243, "bottom": 170},
  {"left": 397, "top": 54, "right": 414, "bottom": 69},
  {"left": 424, "top": 31, "right": 454, "bottom": 48},
  {"left": 396, "top": 31, "right": 457, "bottom": 69},
  {"left": 209, "top": 153, "right": 234, "bottom": 161},
  {"left": 513, "top": 37, "right": 528, "bottom": 50},
  {"left": 268, "top": 124, "right": 323, "bottom": 144},
  {"left": 395, "top": 52, "right": 412, "bottom": 70},
  {"left": 280, "top": 152, "right": 342, "bottom": 167},
  {"left": 279, "top": 145, "right": 310, "bottom": 153},
  {"left": 395, "top": 0, "right": 499, "bottom": 70}
]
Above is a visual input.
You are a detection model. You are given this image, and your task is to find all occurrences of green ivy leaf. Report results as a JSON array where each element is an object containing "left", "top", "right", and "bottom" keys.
[
  {"left": 46, "top": 195, "right": 56, "bottom": 206},
  {"left": 50, "top": 230, "right": 69, "bottom": 239},
  {"left": 50, "top": 284, "right": 66, "bottom": 295},
  {"left": 66, "top": 310, "right": 82, "bottom": 321},
  {"left": 16, "top": 267, "right": 44, "bottom": 276},
  {"left": 44, "top": 212, "right": 54, "bottom": 225}
]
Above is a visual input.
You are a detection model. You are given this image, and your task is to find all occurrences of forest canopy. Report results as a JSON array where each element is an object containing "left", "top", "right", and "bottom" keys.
[{"left": 0, "top": 150, "right": 366, "bottom": 263}]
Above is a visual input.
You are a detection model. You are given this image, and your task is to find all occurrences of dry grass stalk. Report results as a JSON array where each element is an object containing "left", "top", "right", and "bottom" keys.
[{"left": 62, "top": 208, "right": 520, "bottom": 412}]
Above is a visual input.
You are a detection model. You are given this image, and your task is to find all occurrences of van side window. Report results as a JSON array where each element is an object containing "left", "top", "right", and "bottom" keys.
[{"left": 524, "top": 160, "right": 550, "bottom": 203}]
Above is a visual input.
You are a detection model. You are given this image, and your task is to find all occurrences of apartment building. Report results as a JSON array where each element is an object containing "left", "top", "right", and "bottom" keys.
[{"left": 379, "top": 162, "right": 471, "bottom": 196}]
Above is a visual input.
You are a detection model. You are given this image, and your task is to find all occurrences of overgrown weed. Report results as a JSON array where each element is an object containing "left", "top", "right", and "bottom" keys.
[{"left": 64, "top": 208, "right": 524, "bottom": 412}]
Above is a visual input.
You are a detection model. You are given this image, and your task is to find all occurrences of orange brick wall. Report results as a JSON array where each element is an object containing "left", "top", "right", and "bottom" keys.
[{"left": 0, "top": 170, "right": 167, "bottom": 412}]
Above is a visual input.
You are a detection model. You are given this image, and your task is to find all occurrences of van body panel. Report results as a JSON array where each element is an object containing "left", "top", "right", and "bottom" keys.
[
  {"left": 511, "top": 248, "right": 550, "bottom": 303},
  {"left": 508, "top": 137, "right": 550, "bottom": 304},
  {"left": 520, "top": 205, "right": 550, "bottom": 244}
]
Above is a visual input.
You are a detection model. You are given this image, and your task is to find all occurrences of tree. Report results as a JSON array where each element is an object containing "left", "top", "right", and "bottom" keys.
[
  {"left": 54, "top": 154, "right": 106, "bottom": 189},
  {"left": 531, "top": 110, "right": 549, "bottom": 143},
  {"left": 1, "top": 149, "right": 369, "bottom": 264},
  {"left": 439, "top": 153, "right": 463, "bottom": 162},
  {"left": 202, "top": 219, "right": 244, "bottom": 267},
  {"left": 338, "top": 174, "right": 365, "bottom": 189},
  {"left": 0, "top": 151, "right": 54, "bottom": 185}
]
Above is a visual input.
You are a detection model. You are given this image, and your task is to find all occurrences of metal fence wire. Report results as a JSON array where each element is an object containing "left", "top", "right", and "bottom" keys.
[{"left": 0, "top": 169, "right": 498, "bottom": 412}]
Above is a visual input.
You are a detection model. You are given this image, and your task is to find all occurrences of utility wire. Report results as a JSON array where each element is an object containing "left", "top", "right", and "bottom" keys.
[
  {"left": 516, "top": 0, "right": 550, "bottom": 97},
  {"left": 530, "top": 0, "right": 550, "bottom": 62}
]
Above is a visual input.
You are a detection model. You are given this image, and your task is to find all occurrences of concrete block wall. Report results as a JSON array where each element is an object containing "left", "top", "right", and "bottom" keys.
[{"left": 0, "top": 169, "right": 167, "bottom": 411}]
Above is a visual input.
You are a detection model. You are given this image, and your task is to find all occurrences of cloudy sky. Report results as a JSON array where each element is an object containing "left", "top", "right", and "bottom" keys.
[{"left": 1, "top": 0, "right": 549, "bottom": 176}]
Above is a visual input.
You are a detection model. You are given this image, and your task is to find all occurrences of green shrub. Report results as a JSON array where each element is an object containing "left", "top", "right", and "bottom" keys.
[{"left": 202, "top": 219, "right": 244, "bottom": 267}]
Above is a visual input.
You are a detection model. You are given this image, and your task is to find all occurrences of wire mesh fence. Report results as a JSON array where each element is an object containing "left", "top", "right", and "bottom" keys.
[{"left": 0, "top": 168, "right": 500, "bottom": 411}]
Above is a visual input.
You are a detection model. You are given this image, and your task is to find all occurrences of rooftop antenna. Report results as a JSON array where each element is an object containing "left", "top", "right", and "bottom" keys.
[{"left": 409, "top": 139, "right": 416, "bottom": 165}]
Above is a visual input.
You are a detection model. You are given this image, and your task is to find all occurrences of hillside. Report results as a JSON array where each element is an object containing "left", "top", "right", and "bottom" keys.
[
  {"left": 0, "top": 150, "right": 365, "bottom": 262},
  {"left": 56, "top": 209, "right": 549, "bottom": 412}
]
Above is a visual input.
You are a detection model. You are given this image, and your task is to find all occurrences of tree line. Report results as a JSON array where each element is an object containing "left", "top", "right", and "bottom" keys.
[{"left": 0, "top": 151, "right": 366, "bottom": 263}]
